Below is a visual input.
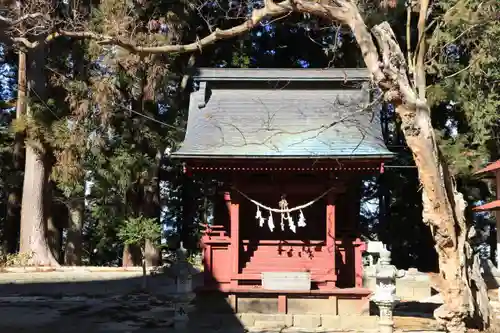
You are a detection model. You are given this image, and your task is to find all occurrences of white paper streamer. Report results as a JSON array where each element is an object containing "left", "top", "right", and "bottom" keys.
[
  {"left": 288, "top": 216, "right": 297, "bottom": 233},
  {"left": 297, "top": 210, "right": 306, "bottom": 227},
  {"left": 255, "top": 206, "right": 264, "bottom": 227},
  {"left": 268, "top": 213, "right": 275, "bottom": 232}
]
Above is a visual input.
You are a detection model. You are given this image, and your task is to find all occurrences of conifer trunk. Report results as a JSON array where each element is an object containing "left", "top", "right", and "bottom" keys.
[
  {"left": 145, "top": 239, "right": 160, "bottom": 267},
  {"left": 62, "top": 40, "right": 87, "bottom": 266},
  {"left": 122, "top": 244, "right": 142, "bottom": 267},
  {"left": 18, "top": 47, "right": 59, "bottom": 267},
  {"left": 64, "top": 200, "right": 84, "bottom": 265},
  {"left": 19, "top": 145, "right": 59, "bottom": 266},
  {"left": 45, "top": 182, "right": 63, "bottom": 262},
  {"left": 3, "top": 50, "right": 26, "bottom": 254},
  {"left": 143, "top": 152, "right": 162, "bottom": 267}
]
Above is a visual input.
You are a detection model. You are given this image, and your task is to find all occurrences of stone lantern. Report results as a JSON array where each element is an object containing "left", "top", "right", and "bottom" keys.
[
  {"left": 170, "top": 242, "right": 197, "bottom": 331},
  {"left": 370, "top": 247, "right": 405, "bottom": 333}
]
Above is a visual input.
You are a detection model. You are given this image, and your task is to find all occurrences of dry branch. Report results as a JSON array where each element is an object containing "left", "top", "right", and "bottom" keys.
[{"left": 0, "top": 12, "right": 46, "bottom": 25}]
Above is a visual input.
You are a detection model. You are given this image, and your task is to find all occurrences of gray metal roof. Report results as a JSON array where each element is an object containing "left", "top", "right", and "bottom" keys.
[{"left": 173, "top": 68, "right": 393, "bottom": 160}]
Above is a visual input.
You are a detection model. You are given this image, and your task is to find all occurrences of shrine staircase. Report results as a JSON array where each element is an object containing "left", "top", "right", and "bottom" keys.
[{"left": 240, "top": 243, "right": 336, "bottom": 281}]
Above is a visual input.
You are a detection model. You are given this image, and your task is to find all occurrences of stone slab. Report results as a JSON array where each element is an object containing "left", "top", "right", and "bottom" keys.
[{"left": 293, "top": 314, "right": 321, "bottom": 329}]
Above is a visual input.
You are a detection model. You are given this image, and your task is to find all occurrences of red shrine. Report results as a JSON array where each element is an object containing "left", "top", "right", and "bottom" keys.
[{"left": 172, "top": 68, "right": 393, "bottom": 314}]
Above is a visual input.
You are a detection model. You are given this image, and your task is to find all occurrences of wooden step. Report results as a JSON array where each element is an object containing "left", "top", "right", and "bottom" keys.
[{"left": 233, "top": 273, "right": 336, "bottom": 282}]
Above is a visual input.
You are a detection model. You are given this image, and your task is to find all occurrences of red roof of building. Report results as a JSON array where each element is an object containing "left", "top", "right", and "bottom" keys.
[
  {"left": 473, "top": 200, "right": 500, "bottom": 211},
  {"left": 475, "top": 160, "right": 500, "bottom": 175}
]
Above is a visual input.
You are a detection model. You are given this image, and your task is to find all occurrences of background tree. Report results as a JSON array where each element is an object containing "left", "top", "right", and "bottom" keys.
[{"left": 118, "top": 215, "right": 162, "bottom": 288}]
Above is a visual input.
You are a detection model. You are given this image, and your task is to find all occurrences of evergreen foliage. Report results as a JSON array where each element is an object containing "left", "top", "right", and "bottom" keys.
[{"left": 118, "top": 215, "right": 162, "bottom": 250}]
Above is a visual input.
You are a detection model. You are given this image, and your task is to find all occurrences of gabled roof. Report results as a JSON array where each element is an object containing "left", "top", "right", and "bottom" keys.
[
  {"left": 172, "top": 68, "right": 393, "bottom": 160},
  {"left": 473, "top": 200, "right": 500, "bottom": 211}
]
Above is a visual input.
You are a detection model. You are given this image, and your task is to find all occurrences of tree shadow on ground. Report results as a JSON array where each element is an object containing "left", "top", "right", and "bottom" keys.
[{"left": 0, "top": 265, "right": 246, "bottom": 333}]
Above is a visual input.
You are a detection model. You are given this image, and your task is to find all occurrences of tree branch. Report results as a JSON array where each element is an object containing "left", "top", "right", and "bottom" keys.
[
  {"left": 9, "top": 0, "right": 383, "bottom": 93},
  {"left": 0, "top": 12, "right": 46, "bottom": 25},
  {"left": 415, "top": 0, "right": 430, "bottom": 99},
  {"left": 16, "top": 0, "right": 294, "bottom": 51},
  {"left": 372, "top": 22, "right": 417, "bottom": 106},
  {"left": 292, "top": 0, "right": 386, "bottom": 83}
]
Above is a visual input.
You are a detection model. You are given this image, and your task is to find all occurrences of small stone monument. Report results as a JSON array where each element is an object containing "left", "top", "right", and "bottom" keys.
[
  {"left": 173, "top": 242, "right": 193, "bottom": 293},
  {"left": 370, "top": 247, "right": 405, "bottom": 333},
  {"left": 170, "top": 242, "right": 196, "bottom": 331}
]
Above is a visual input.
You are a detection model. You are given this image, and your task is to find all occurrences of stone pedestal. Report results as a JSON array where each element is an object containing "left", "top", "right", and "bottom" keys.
[
  {"left": 173, "top": 293, "right": 196, "bottom": 331},
  {"left": 375, "top": 300, "right": 396, "bottom": 333},
  {"left": 176, "top": 275, "right": 193, "bottom": 294}
]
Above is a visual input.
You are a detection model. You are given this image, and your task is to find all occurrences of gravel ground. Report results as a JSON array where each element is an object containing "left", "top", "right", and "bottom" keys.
[
  {"left": 0, "top": 294, "right": 180, "bottom": 333},
  {"left": 0, "top": 270, "right": 200, "bottom": 333}
]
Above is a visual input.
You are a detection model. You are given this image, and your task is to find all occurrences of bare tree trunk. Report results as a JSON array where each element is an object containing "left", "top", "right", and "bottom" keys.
[
  {"left": 64, "top": 200, "right": 84, "bottom": 265},
  {"left": 397, "top": 105, "right": 467, "bottom": 331}
]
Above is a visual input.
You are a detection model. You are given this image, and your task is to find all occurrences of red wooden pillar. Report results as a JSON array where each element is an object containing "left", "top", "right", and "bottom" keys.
[
  {"left": 227, "top": 191, "right": 240, "bottom": 287},
  {"left": 353, "top": 238, "right": 366, "bottom": 288},
  {"left": 201, "top": 227, "right": 212, "bottom": 285},
  {"left": 326, "top": 192, "right": 336, "bottom": 287}
]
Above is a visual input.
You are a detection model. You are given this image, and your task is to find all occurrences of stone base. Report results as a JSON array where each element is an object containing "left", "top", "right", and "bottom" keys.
[
  {"left": 196, "top": 288, "right": 370, "bottom": 316},
  {"left": 189, "top": 313, "right": 378, "bottom": 331}
]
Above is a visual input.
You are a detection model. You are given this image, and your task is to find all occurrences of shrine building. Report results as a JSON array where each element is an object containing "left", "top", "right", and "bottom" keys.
[
  {"left": 474, "top": 160, "right": 500, "bottom": 267},
  {"left": 172, "top": 68, "right": 394, "bottom": 315}
]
